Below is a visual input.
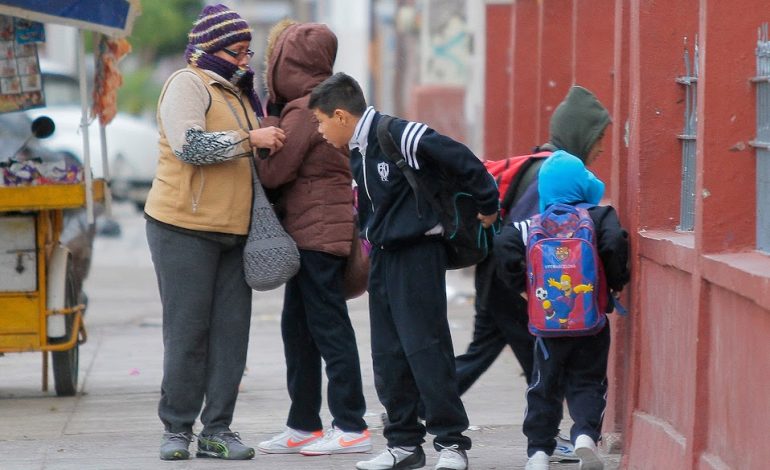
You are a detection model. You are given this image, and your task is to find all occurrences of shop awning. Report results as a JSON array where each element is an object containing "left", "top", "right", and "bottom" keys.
[{"left": 0, "top": 0, "right": 140, "bottom": 37}]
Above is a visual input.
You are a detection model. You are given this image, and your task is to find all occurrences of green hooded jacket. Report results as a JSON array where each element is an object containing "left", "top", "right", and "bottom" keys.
[
  {"left": 547, "top": 85, "right": 611, "bottom": 161},
  {"left": 515, "top": 86, "right": 611, "bottom": 201}
]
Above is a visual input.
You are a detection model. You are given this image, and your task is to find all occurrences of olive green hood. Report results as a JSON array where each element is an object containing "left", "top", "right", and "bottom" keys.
[{"left": 548, "top": 86, "right": 611, "bottom": 162}]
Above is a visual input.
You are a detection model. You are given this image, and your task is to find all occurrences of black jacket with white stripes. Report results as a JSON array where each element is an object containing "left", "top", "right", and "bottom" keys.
[
  {"left": 351, "top": 110, "right": 499, "bottom": 249},
  {"left": 493, "top": 205, "right": 630, "bottom": 297}
]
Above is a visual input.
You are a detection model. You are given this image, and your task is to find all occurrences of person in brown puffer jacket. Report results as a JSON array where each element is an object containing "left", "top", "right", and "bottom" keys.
[{"left": 254, "top": 21, "right": 371, "bottom": 456}]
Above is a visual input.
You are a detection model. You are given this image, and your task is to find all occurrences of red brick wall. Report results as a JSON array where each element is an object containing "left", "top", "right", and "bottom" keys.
[
  {"left": 485, "top": 2, "right": 770, "bottom": 469},
  {"left": 408, "top": 85, "right": 466, "bottom": 145},
  {"left": 483, "top": 3, "right": 512, "bottom": 159}
]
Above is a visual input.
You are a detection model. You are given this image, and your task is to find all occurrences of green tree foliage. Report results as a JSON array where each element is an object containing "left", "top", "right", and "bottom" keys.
[
  {"left": 118, "top": 0, "right": 202, "bottom": 114},
  {"left": 130, "top": 0, "right": 203, "bottom": 62},
  {"left": 117, "top": 66, "right": 161, "bottom": 116}
]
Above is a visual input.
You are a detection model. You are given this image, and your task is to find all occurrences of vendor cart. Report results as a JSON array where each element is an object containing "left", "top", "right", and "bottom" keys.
[
  {"left": 0, "top": 160, "right": 105, "bottom": 396},
  {"left": 0, "top": 0, "right": 139, "bottom": 396}
]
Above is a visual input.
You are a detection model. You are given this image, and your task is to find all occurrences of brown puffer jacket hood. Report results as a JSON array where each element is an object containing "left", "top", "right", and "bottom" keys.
[
  {"left": 257, "top": 21, "right": 353, "bottom": 258},
  {"left": 266, "top": 22, "right": 337, "bottom": 104}
]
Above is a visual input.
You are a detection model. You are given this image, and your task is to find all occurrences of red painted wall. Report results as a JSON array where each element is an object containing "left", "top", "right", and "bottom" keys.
[
  {"left": 485, "top": 1, "right": 770, "bottom": 468},
  {"left": 573, "top": 0, "right": 615, "bottom": 186},
  {"left": 483, "top": 4, "right": 512, "bottom": 159},
  {"left": 408, "top": 85, "right": 466, "bottom": 144},
  {"left": 509, "top": 0, "right": 541, "bottom": 155},
  {"left": 696, "top": 0, "right": 757, "bottom": 253},
  {"left": 538, "top": 0, "right": 573, "bottom": 150}
]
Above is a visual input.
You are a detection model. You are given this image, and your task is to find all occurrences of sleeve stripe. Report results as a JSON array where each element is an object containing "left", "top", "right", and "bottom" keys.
[
  {"left": 400, "top": 122, "right": 417, "bottom": 165},
  {"left": 398, "top": 121, "right": 428, "bottom": 170},
  {"left": 514, "top": 220, "right": 531, "bottom": 245},
  {"left": 409, "top": 124, "right": 428, "bottom": 170}
]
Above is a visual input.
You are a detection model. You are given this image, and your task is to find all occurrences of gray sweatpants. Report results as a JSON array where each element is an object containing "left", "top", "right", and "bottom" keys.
[{"left": 146, "top": 220, "right": 252, "bottom": 435}]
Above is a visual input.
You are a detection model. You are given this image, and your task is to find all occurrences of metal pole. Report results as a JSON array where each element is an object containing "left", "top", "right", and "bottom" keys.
[
  {"left": 77, "top": 29, "right": 94, "bottom": 225},
  {"left": 99, "top": 125, "right": 112, "bottom": 218},
  {"left": 94, "top": 32, "right": 112, "bottom": 218},
  {"left": 42, "top": 351, "right": 48, "bottom": 392}
]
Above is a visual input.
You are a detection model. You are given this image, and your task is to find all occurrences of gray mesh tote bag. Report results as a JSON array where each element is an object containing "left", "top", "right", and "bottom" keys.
[{"left": 243, "top": 160, "right": 300, "bottom": 290}]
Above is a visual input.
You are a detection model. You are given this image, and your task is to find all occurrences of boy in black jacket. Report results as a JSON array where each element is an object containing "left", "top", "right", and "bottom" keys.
[
  {"left": 494, "top": 150, "right": 629, "bottom": 470},
  {"left": 309, "top": 72, "right": 499, "bottom": 470}
]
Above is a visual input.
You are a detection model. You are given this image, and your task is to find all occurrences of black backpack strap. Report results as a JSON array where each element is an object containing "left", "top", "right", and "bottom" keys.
[
  {"left": 376, "top": 115, "right": 425, "bottom": 218},
  {"left": 500, "top": 157, "right": 544, "bottom": 214},
  {"left": 377, "top": 116, "right": 420, "bottom": 192}
]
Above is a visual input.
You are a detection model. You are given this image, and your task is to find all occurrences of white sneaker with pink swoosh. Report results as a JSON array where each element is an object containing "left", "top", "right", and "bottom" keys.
[
  {"left": 300, "top": 426, "right": 372, "bottom": 455},
  {"left": 257, "top": 427, "right": 323, "bottom": 454}
]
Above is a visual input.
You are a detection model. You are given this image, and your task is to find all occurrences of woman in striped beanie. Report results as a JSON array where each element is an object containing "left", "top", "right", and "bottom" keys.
[
  {"left": 184, "top": 3, "right": 263, "bottom": 115},
  {"left": 146, "top": 3, "right": 285, "bottom": 462}
]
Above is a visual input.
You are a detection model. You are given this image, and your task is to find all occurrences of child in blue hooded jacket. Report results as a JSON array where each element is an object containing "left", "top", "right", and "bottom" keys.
[{"left": 493, "top": 151, "right": 630, "bottom": 470}]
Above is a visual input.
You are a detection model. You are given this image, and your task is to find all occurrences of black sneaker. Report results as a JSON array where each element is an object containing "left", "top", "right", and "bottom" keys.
[
  {"left": 197, "top": 431, "right": 255, "bottom": 460},
  {"left": 159, "top": 432, "right": 193, "bottom": 460}
]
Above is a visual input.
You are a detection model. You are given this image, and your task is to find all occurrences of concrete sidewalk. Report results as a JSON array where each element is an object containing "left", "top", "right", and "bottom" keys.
[{"left": 0, "top": 203, "right": 621, "bottom": 470}]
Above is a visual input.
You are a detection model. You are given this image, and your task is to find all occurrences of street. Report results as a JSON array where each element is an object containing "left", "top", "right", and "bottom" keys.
[{"left": 0, "top": 202, "right": 619, "bottom": 470}]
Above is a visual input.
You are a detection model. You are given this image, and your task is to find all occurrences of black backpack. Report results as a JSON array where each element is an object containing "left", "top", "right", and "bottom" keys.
[{"left": 376, "top": 115, "right": 496, "bottom": 270}]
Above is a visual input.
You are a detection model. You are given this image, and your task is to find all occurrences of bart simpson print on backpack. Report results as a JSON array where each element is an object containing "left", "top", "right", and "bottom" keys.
[{"left": 526, "top": 203, "right": 608, "bottom": 337}]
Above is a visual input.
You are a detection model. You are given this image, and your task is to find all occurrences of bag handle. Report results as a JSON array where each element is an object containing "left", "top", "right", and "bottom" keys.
[
  {"left": 540, "top": 202, "right": 581, "bottom": 219},
  {"left": 212, "top": 87, "right": 270, "bottom": 210},
  {"left": 212, "top": 86, "right": 261, "bottom": 160}
]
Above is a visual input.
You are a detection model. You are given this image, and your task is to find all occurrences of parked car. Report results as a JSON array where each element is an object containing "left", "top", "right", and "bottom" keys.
[
  {"left": 27, "top": 60, "right": 158, "bottom": 211},
  {"left": 0, "top": 112, "right": 95, "bottom": 299}
]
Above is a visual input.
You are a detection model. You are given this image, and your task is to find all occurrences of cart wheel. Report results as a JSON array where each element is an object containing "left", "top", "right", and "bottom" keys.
[{"left": 51, "top": 269, "right": 80, "bottom": 397}]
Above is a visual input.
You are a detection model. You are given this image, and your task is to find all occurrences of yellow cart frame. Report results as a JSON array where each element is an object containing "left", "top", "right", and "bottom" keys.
[{"left": 0, "top": 180, "right": 104, "bottom": 394}]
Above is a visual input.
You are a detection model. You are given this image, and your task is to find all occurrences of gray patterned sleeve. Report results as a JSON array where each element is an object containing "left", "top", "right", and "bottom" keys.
[
  {"left": 174, "top": 128, "right": 251, "bottom": 165},
  {"left": 159, "top": 71, "right": 252, "bottom": 166}
]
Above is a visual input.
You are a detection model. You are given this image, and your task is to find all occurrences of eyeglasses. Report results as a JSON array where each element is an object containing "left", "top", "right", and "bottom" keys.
[{"left": 222, "top": 47, "right": 255, "bottom": 60}]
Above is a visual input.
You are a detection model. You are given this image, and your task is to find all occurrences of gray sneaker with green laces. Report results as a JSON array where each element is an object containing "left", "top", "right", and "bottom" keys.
[
  {"left": 197, "top": 431, "right": 255, "bottom": 460},
  {"left": 160, "top": 432, "right": 193, "bottom": 460}
]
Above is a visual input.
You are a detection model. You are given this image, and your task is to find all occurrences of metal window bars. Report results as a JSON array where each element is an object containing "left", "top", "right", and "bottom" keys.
[
  {"left": 750, "top": 23, "right": 770, "bottom": 252},
  {"left": 676, "top": 37, "right": 698, "bottom": 232}
]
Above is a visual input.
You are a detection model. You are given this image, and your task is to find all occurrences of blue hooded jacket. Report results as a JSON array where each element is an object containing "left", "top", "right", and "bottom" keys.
[
  {"left": 538, "top": 150, "right": 605, "bottom": 212},
  {"left": 494, "top": 149, "right": 629, "bottom": 296}
]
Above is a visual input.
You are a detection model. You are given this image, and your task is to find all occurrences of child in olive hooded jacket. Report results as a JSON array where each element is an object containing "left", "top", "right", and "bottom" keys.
[
  {"left": 451, "top": 86, "right": 612, "bottom": 463},
  {"left": 456, "top": 86, "right": 611, "bottom": 388},
  {"left": 254, "top": 21, "right": 370, "bottom": 456}
]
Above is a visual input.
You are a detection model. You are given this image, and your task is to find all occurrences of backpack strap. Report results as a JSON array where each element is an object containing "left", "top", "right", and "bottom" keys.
[
  {"left": 614, "top": 297, "right": 629, "bottom": 316},
  {"left": 501, "top": 156, "right": 546, "bottom": 213},
  {"left": 377, "top": 115, "right": 419, "bottom": 191},
  {"left": 376, "top": 114, "right": 426, "bottom": 218}
]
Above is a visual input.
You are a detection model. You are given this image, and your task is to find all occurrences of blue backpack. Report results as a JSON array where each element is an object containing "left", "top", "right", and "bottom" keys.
[{"left": 525, "top": 203, "right": 608, "bottom": 337}]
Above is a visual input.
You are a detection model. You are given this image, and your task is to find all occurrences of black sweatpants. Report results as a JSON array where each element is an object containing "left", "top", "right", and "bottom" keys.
[
  {"left": 282, "top": 249, "right": 367, "bottom": 433},
  {"left": 146, "top": 220, "right": 252, "bottom": 435},
  {"left": 368, "top": 238, "right": 471, "bottom": 451},
  {"left": 523, "top": 323, "right": 611, "bottom": 457},
  {"left": 455, "top": 257, "right": 535, "bottom": 392}
]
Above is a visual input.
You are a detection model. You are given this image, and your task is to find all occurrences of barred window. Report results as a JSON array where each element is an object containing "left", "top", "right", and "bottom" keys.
[
  {"left": 752, "top": 23, "right": 770, "bottom": 252},
  {"left": 676, "top": 37, "right": 698, "bottom": 232}
]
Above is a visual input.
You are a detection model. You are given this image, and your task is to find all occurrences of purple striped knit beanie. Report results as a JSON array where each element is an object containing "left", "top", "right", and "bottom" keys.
[{"left": 188, "top": 4, "right": 251, "bottom": 53}]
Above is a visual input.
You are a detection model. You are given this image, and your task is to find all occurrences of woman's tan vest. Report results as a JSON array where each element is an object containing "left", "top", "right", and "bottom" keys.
[{"left": 145, "top": 67, "right": 255, "bottom": 235}]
